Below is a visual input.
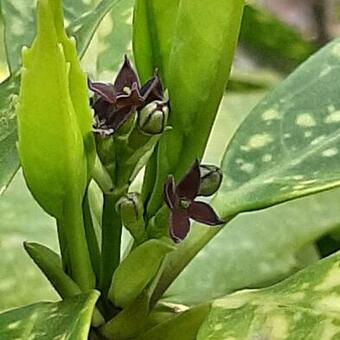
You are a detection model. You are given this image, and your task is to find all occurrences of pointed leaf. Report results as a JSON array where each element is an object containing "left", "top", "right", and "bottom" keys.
[
  {"left": 215, "top": 39, "right": 340, "bottom": 219},
  {"left": 109, "top": 239, "right": 174, "bottom": 308},
  {"left": 0, "top": 292, "right": 98, "bottom": 339},
  {"left": 197, "top": 251, "right": 340, "bottom": 339},
  {"left": 138, "top": 0, "right": 245, "bottom": 217}
]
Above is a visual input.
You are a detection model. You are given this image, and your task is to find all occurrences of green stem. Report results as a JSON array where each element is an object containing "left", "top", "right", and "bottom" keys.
[
  {"left": 83, "top": 190, "right": 101, "bottom": 282},
  {"left": 99, "top": 194, "right": 122, "bottom": 297},
  {"left": 57, "top": 198, "right": 95, "bottom": 291}
]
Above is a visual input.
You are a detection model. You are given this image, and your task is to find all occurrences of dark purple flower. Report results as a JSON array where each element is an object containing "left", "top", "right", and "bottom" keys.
[
  {"left": 164, "top": 161, "right": 224, "bottom": 242},
  {"left": 88, "top": 56, "right": 166, "bottom": 137}
]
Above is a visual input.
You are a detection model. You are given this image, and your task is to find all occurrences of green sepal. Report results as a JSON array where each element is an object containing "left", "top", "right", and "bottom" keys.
[{"left": 108, "top": 239, "right": 175, "bottom": 308}]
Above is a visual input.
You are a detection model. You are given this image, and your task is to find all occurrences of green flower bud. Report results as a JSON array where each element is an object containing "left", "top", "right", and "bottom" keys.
[
  {"left": 138, "top": 100, "right": 169, "bottom": 135},
  {"left": 117, "top": 193, "right": 146, "bottom": 243},
  {"left": 198, "top": 165, "right": 223, "bottom": 197}
]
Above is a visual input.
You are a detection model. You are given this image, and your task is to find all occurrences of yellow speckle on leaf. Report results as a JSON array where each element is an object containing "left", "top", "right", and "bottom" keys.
[
  {"left": 322, "top": 148, "right": 338, "bottom": 157},
  {"left": 296, "top": 113, "right": 316, "bottom": 127},
  {"left": 325, "top": 111, "right": 340, "bottom": 124},
  {"left": 314, "top": 265, "right": 340, "bottom": 291},
  {"left": 262, "top": 109, "right": 281, "bottom": 121},
  {"left": 245, "top": 133, "right": 274, "bottom": 150}
]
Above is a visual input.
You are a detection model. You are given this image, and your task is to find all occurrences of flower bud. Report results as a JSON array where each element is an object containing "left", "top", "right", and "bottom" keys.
[
  {"left": 116, "top": 193, "right": 145, "bottom": 242},
  {"left": 198, "top": 165, "right": 223, "bottom": 197},
  {"left": 138, "top": 100, "right": 169, "bottom": 135}
]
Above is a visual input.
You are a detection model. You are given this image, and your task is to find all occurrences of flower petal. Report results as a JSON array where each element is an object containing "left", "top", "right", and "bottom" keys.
[
  {"left": 88, "top": 79, "right": 116, "bottom": 103},
  {"left": 140, "top": 74, "right": 164, "bottom": 105},
  {"left": 113, "top": 55, "right": 140, "bottom": 93},
  {"left": 188, "top": 201, "right": 224, "bottom": 226},
  {"left": 115, "top": 82, "right": 144, "bottom": 109},
  {"left": 92, "top": 98, "right": 113, "bottom": 121},
  {"left": 164, "top": 176, "right": 178, "bottom": 210},
  {"left": 176, "top": 160, "right": 201, "bottom": 201},
  {"left": 108, "top": 106, "right": 135, "bottom": 131},
  {"left": 170, "top": 210, "right": 190, "bottom": 242}
]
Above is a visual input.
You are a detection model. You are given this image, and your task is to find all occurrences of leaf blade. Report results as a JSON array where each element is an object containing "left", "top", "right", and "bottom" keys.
[{"left": 0, "top": 292, "right": 99, "bottom": 339}]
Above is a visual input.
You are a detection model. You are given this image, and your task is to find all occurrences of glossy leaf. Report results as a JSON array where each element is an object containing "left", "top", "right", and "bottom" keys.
[
  {"left": 136, "top": 304, "right": 211, "bottom": 340},
  {"left": 67, "top": 0, "right": 124, "bottom": 61},
  {"left": 167, "top": 187, "right": 340, "bottom": 305},
  {"left": 135, "top": 0, "right": 245, "bottom": 217},
  {"left": 133, "top": 0, "right": 180, "bottom": 83},
  {"left": 109, "top": 239, "right": 174, "bottom": 308},
  {"left": 214, "top": 39, "right": 340, "bottom": 218},
  {"left": 197, "top": 251, "right": 340, "bottom": 339},
  {"left": 0, "top": 75, "right": 20, "bottom": 197},
  {"left": 0, "top": 292, "right": 98, "bottom": 339},
  {"left": 0, "top": 0, "right": 109, "bottom": 73}
]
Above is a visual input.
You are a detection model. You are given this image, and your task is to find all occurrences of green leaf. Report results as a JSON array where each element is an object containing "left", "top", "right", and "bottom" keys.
[
  {"left": 0, "top": 0, "right": 110, "bottom": 73},
  {"left": 0, "top": 74, "right": 20, "bottom": 197},
  {"left": 197, "top": 251, "right": 340, "bottom": 339},
  {"left": 67, "top": 0, "right": 124, "bottom": 61},
  {"left": 0, "top": 14, "right": 9, "bottom": 77},
  {"left": 133, "top": 0, "right": 180, "bottom": 83},
  {"left": 0, "top": 0, "right": 37, "bottom": 73},
  {"left": 95, "top": 0, "right": 134, "bottom": 79},
  {"left": 214, "top": 39, "right": 340, "bottom": 219},
  {"left": 0, "top": 291, "right": 99, "bottom": 339},
  {"left": 239, "top": 5, "right": 317, "bottom": 72},
  {"left": 136, "top": 304, "right": 211, "bottom": 340},
  {"left": 136, "top": 0, "right": 245, "bottom": 218},
  {"left": 109, "top": 239, "right": 174, "bottom": 308},
  {"left": 167, "top": 187, "right": 340, "bottom": 305}
]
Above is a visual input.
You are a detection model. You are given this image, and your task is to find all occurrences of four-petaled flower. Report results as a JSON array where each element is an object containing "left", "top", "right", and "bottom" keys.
[
  {"left": 89, "top": 56, "right": 165, "bottom": 136},
  {"left": 164, "top": 161, "right": 224, "bottom": 242}
]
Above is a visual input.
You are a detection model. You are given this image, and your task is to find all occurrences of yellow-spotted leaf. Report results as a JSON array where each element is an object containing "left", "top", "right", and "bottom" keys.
[
  {"left": 214, "top": 39, "right": 340, "bottom": 218},
  {"left": 0, "top": 292, "right": 98, "bottom": 339},
  {"left": 197, "top": 251, "right": 340, "bottom": 339}
]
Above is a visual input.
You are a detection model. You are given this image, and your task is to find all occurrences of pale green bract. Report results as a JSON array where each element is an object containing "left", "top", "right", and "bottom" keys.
[{"left": 17, "top": 0, "right": 92, "bottom": 218}]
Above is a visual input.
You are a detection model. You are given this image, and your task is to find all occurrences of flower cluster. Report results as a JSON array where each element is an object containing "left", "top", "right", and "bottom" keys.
[{"left": 89, "top": 56, "right": 168, "bottom": 136}]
